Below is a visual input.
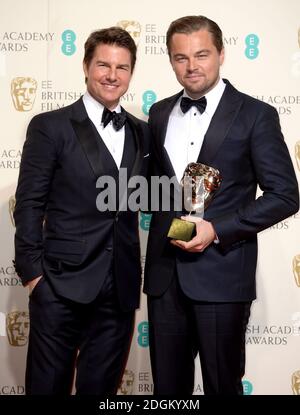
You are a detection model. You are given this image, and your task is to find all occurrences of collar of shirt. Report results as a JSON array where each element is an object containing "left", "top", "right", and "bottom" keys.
[
  {"left": 181, "top": 77, "right": 226, "bottom": 117},
  {"left": 82, "top": 91, "right": 125, "bottom": 169},
  {"left": 164, "top": 79, "right": 226, "bottom": 181},
  {"left": 82, "top": 91, "right": 122, "bottom": 128}
]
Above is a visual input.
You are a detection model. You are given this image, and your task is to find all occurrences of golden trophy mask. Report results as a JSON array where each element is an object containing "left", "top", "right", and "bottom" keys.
[{"left": 167, "top": 162, "right": 222, "bottom": 242}]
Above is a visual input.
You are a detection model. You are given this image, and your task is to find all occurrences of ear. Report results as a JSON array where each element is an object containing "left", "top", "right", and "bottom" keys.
[
  {"left": 83, "top": 61, "right": 88, "bottom": 78},
  {"left": 219, "top": 48, "right": 225, "bottom": 66},
  {"left": 169, "top": 55, "right": 176, "bottom": 72}
]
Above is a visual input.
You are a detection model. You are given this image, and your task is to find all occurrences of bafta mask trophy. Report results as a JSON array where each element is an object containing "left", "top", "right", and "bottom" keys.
[{"left": 167, "top": 162, "right": 222, "bottom": 241}]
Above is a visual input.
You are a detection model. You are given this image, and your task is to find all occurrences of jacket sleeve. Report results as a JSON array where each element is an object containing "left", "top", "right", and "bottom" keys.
[
  {"left": 212, "top": 104, "right": 299, "bottom": 252},
  {"left": 14, "top": 114, "right": 58, "bottom": 285}
]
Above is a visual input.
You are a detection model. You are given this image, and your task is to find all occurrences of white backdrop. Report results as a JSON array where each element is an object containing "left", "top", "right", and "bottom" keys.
[{"left": 0, "top": 0, "right": 299, "bottom": 395}]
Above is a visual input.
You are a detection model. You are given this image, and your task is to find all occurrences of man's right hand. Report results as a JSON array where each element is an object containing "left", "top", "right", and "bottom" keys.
[{"left": 27, "top": 275, "right": 43, "bottom": 295}]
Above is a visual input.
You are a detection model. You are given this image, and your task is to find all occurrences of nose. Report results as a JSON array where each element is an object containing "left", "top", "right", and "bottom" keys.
[
  {"left": 107, "top": 67, "right": 117, "bottom": 82},
  {"left": 186, "top": 58, "right": 197, "bottom": 72}
]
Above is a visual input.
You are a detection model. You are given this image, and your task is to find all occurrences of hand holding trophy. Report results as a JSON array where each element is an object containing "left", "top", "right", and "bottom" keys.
[{"left": 167, "top": 162, "right": 222, "bottom": 242}]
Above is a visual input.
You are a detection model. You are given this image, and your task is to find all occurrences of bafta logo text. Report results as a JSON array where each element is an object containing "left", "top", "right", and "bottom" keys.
[
  {"left": 11, "top": 77, "right": 37, "bottom": 111},
  {"left": 293, "top": 254, "right": 300, "bottom": 287},
  {"left": 6, "top": 311, "right": 29, "bottom": 346},
  {"left": 292, "top": 370, "right": 300, "bottom": 395},
  {"left": 9, "top": 195, "right": 16, "bottom": 227},
  {"left": 295, "top": 141, "right": 300, "bottom": 171},
  {"left": 118, "top": 369, "right": 134, "bottom": 395},
  {"left": 116, "top": 20, "right": 141, "bottom": 46}
]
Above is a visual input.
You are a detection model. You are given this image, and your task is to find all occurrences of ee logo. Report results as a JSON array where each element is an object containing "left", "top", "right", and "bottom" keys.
[
  {"left": 140, "top": 213, "right": 152, "bottom": 231},
  {"left": 245, "top": 34, "right": 259, "bottom": 60},
  {"left": 142, "top": 90, "right": 157, "bottom": 116},
  {"left": 61, "top": 30, "right": 76, "bottom": 56},
  {"left": 137, "top": 321, "right": 149, "bottom": 347},
  {"left": 242, "top": 380, "right": 253, "bottom": 395}
]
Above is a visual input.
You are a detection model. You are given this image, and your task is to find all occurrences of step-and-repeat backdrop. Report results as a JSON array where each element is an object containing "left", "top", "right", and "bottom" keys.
[{"left": 0, "top": 0, "right": 299, "bottom": 396}]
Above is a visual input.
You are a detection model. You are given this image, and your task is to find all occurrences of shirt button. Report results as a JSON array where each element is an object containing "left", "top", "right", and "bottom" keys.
[{"left": 190, "top": 142, "right": 194, "bottom": 145}]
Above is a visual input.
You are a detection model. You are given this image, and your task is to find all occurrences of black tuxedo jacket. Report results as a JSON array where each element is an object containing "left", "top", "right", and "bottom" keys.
[
  {"left": 144, "top": 80, "right": 299, "bottom": 302},
  {"left": 14, "top": 97, "right": 150, "bottom": 311}
]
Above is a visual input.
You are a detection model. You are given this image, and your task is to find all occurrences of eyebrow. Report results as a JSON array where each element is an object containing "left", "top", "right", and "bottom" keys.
[
  {"left": 95, "top": 59, "right": 130, "bottom": 68},
  {"left": 173, "top": 49, "right": 211, "bottom": 58},
  {"left": 194, "top": 49, "right": 211, "bottom": 55}
]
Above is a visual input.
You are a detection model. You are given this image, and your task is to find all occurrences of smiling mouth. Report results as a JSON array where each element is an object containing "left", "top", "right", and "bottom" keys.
[
  {"left": 186, "top": 73, "right": 203, "bottom": 79},
  {"left": 186, "top": 77, "right": 202, "bottom": 83},
  {"left": 102, "top": 83, "right": 118, "bottom": 89}
]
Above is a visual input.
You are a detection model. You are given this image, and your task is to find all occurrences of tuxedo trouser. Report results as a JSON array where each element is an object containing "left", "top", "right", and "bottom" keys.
[
  {"left": 148, "top": 274, "right": 251, "bottom": 395},
  {"left": 25, "top": 271, "right": 134, "bottom": 395}
]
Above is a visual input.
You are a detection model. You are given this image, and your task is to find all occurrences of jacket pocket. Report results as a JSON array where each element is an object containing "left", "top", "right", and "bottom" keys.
[{"left": 44, "top": 238, "right": 85, "bottom": 265}]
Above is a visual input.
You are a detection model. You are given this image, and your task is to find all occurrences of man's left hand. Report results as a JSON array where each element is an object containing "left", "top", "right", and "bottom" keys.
[{"left": 170, "top": 216, "right": 216, "bottom": 253}]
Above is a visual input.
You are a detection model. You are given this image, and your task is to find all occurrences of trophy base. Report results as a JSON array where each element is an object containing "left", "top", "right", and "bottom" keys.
[{"left": 167, "top": 218, "right": 196, "bottom": 242}]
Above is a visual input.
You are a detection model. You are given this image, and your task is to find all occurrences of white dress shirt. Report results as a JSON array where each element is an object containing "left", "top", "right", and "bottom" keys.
[
  {"left": 164, "top": 78, "right": 226, "bottom": 181},
  {"left": 82, "top": 91, "right": 125, "bottom": 169}
]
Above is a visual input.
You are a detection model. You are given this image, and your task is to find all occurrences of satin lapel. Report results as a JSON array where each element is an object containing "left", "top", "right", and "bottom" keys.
[
  {"left": 71, "top": 117, "right": 104, "bottom": 179},
  {"left": 126, "top": 113, "right": 144, "bottom": 180},
  {"left": 152, "top": 92, "right": 184, "bottom": 209},
  {"left": 117, "top": 114, "right": 145, "bottom": 213},
  {"left": 155, "top": 91, "right": 183, "bottom": 179},
  {"left": 70, "top": 99, "right": 103, "bottom": 179},
  {"left": 197, "top": 81, "right": 243, "bottom": 165}
]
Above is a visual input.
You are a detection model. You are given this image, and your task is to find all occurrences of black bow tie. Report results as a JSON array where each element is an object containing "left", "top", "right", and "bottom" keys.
[
  {"left": 180, "top": 96, "right": 207, "bottom": 114},
  {"left": 101, "top": 107, "right": 127, "bottom": 131}
]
